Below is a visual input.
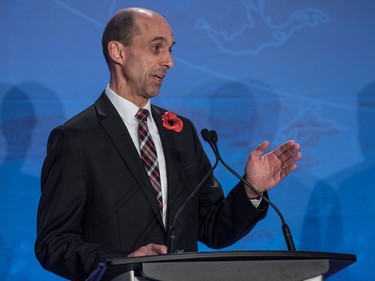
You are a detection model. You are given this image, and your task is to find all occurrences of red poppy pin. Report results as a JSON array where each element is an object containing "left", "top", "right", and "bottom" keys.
[{"left": 161, "top": 111, "right": 183, "bottom": 132}]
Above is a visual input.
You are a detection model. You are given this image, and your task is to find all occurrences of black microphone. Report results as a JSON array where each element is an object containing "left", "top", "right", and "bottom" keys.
[
  {"left": 167, "top": 131, "right": 219, "bottom": 253},
  {"left": 201, "top": 129, "right": 296, "bottom": 251}
]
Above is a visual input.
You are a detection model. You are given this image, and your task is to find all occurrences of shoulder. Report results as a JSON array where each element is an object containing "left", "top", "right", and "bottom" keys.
[
  {"left": 48, "top": 105, "right": 98, "bottom": 142},
  {"left": 45, "top": 105, "right": 97, "bottom": 152},
  {"left": 51, "top": 92, "right": 116, "bottom": 137},
  {"left": 46, "top": 94, "right": 110, "bottom": 149}
]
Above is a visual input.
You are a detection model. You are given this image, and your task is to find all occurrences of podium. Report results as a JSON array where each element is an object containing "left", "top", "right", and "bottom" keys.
[{"left": 92, "top": 251, "right": 356, "bottom": 281}]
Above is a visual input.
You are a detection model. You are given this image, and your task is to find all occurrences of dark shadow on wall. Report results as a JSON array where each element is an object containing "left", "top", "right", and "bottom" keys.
[
  {"left": 336, "top": 81, "right": 375, "bottom": 280},
  {"left": 159, "top": 78, "right": 281, "bottom": 156},
  {"left": 300, "top": 80, "right": 375, "bottom": 281},
  {"left": 0, "top": 82, "right": 65, "bottom": 281}
]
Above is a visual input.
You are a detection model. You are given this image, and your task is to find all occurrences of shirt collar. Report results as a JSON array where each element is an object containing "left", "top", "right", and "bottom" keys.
[{"left": 105, "top": 84, "right": 152, "bottom": 124}]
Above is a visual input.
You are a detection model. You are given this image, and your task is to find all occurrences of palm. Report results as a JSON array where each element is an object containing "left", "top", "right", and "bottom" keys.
[{"left": 245, "top": 140, "right": 301, "bottom": 193}]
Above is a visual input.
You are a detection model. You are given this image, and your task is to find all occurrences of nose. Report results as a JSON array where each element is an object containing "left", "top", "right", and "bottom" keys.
[{"left": 163, "top": 51, "right": 174, "bottom": 69}]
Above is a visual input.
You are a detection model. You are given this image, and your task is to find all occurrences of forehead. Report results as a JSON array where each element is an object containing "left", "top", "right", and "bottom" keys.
[{"left": 134, "top": 14, "right": 174, "bottom": 45}]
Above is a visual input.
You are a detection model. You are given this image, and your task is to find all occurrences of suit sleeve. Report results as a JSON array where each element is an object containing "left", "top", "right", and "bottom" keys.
[
  {"left": 35, "top": 127, "right": 122, "bottom": 281},
  {"left": 198, "top": 179, "right": 269, "bottom": 248}
]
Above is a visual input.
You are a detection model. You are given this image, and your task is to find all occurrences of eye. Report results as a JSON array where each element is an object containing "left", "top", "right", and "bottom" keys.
[{"left": 152, "top": 45, "right": 162, "bottom": 53}]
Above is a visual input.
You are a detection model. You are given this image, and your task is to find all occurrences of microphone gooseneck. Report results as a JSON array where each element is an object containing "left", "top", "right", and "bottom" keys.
[
  {"left": 201, "top": 129, "right": 296, "bottom": 251},
  {"left": 167, "top": 133, "right": 219, "bottom": 253}
]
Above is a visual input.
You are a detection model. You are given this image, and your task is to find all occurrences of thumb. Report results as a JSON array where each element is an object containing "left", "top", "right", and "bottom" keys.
[{"left": 252, "top": 141, "right": 270, "bottom": 158}]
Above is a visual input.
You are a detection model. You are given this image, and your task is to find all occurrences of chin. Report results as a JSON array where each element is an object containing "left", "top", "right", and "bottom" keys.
[{"left": 148, "top": 90, "right": 161, "bottom": 98}]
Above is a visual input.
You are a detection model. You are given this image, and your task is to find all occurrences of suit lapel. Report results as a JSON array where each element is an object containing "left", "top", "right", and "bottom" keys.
[
  {"left": 95, "top": 93, "right": 165, "bottom": 230},
  {"left": 151, "top": 106, "right": 183, "bottom": 229}
]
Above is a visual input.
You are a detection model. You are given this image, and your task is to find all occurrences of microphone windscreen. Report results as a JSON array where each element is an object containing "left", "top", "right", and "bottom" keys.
[
  {"left": 201, "top": 128, "right": 210, "bottom": 142},
  {"left": 210, "top": 130, "right": 218, "bottom": 142}
]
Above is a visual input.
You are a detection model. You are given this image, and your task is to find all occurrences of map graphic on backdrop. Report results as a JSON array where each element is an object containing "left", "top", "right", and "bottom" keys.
[{"left": 195, "top": 0, "right": 330, "bottom": 55}]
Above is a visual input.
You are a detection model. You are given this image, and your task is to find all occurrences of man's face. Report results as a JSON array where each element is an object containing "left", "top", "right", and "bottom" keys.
[{"left": 122, "top": 14, "right": 175, "bottom": 101}]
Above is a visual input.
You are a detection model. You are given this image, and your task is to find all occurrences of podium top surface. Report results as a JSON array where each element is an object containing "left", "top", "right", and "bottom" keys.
[{"left": 107, "top": 250, "right": 356, "bottom": 267}]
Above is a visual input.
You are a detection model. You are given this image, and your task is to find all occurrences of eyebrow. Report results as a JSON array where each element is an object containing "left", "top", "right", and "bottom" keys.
[{"left": 149, "top": 36, "right": 176, "bottom": 47}]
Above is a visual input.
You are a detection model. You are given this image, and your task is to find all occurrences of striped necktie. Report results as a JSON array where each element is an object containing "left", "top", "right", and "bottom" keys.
[{"left": 135, "top": 109, "right": 163, "bottom": 213}]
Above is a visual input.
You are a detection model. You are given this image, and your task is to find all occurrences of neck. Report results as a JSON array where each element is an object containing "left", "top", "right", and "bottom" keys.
[{"left": 109, "top": 77, "right": 149, "bottom": 108}]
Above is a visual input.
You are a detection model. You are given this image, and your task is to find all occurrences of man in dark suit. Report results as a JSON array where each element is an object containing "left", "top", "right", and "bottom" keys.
[{"left": 35, "top": 7, "right": 301, "bottom": 281}]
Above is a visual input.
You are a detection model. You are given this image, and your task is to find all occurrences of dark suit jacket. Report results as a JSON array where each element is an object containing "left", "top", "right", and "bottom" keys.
[{"left": 35, "top": 92, "right": 268, "bottom": 280}]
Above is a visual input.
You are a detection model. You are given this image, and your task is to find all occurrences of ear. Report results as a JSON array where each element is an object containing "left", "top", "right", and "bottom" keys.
[{"left": 107, "top": 40, "right": 125, "bottom": 65}]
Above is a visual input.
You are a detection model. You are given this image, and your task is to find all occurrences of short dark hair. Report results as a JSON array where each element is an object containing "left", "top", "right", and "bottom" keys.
[{"left": 102, "top": 10, "right": 141, "bottom": 65}]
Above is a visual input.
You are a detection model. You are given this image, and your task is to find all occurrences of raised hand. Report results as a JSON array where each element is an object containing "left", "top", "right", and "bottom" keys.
[{"left": 244, "top": 140, "right": 302, "bottom": 198}]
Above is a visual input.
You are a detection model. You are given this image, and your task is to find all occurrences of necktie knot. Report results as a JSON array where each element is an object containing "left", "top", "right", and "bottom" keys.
[{"left": 136, "top": 109, "right": 149, "bottom": 122}]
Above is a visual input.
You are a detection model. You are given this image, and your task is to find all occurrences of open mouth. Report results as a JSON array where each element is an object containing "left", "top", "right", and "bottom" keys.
[{"left": 153, "top": 74, "right": 165, "bottom": 83}]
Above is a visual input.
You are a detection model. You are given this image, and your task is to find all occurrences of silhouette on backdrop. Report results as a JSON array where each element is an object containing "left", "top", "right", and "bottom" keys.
[
  {"left": 300, "top": 81, "right": 375, "bottom": 280},
  {"left": 0, "top": 82, "right": 65, "bottom": 281}
]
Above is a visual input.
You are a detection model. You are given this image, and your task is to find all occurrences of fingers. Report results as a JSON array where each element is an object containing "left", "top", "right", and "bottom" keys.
[
  {"left": 253, "top": 140, "right": 300, "bottom": 163},
  {"left": 128, "top": 243, "right": 168, "bottom": 257},
  {"left": 276, "top": 140, "right": 300, "bottom": 161},
  {"left": 280, "top": 154, "right": 300, "bottom": 174},
  {"left": 149, "top": 243, "right": 168, "bottom": 255},
  {"left": 272, "top": 140, "right": 301, "bottom": 175},
  {"left": 252, "top": 141, "right": 270, "bottom": 157},
  {"left": 279, "top": 142, "right": 302, "bottom": 177}
]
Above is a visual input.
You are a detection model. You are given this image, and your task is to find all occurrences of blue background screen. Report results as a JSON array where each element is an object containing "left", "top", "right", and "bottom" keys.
[{"left": 1, "top": 0, "right": 374, "bottom": 280}]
